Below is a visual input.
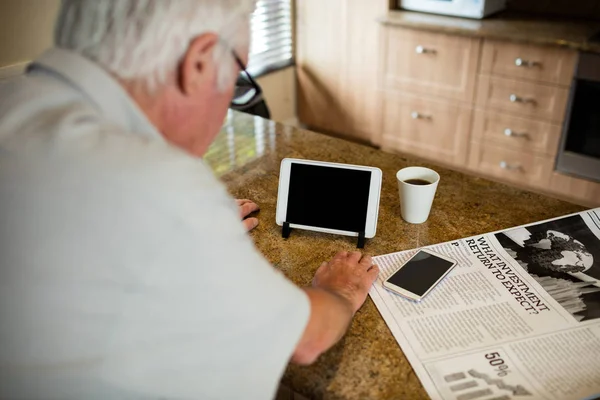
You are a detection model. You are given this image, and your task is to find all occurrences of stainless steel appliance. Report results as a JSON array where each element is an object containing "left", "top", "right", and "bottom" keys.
[
  {"left": 556, "top": 50, "right": 600, "bottom": 183},
  {"left": 399, "top": 0, "right": 507, "bottom": 19}
]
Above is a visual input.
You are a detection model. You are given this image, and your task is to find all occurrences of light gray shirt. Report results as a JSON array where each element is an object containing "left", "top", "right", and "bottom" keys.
[{"left": 0, "top": 48, "right": 309, "bottom": 400}]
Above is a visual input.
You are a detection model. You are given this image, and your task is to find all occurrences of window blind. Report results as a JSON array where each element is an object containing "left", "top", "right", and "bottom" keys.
[{"left": 247, "top": 0, "right": 293, "bottom": 77}]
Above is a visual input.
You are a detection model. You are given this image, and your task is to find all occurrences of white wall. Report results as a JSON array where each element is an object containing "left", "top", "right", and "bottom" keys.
[
  {"left": 0, "top": 0, "right": 296, "bottom": 122},
  {"left": 256, "top": 66, "right": 297, "bottom": 125}
]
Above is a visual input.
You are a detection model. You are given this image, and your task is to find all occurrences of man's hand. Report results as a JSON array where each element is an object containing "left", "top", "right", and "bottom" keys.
[
  {"left": 312, "top": 251, "right": 379, "bottom": 314},
  {"left": 292, "top": 251, "right": 379, "bottom": 365},
  {"left": 236, "top": 199, "right": 260, "bottom": 231}
]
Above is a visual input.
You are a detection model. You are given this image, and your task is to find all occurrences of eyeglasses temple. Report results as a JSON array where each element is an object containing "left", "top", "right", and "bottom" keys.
[{"left": 232, "top": 52, "right": 261, "bottom": 91}]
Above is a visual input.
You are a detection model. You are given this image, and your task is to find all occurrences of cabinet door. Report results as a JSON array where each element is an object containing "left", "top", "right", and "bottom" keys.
[
  {"left": 382, "top": 27, "right": 480, "bottom": 102},
  {"left": 296, "top": 0, "right": 348, "bottom": 134},
  {"left": 381, "top": 92, "right": 471, "bottom": 167},
  {"left": 468, "top": 141, "right": 553, "bottom": 189},
  {"left": 342, "top": 0, "right": 387, "bottom": 143},
  {"left": 481, "top": 40, "right": 577, "bottom": 86},
  {"left": 472, "top": 110, "right": 562, "bottom": 156},
  {"left": 549, "top": 172, "right": 600, "bottom": 208},
  {"left": 296, "top": 0, "right": 388, "bottom": 143},
  {"left": 476, "top": 75, "right": 570, "bottom": 123}
]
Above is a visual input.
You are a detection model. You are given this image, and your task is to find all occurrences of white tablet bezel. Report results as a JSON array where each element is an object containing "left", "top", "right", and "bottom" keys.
[
  {"left": 382, "top": 249, "right": 458, "bottom": 302},
  {"left": 276, "top": 158, "right": 382, "bottom": 239}
]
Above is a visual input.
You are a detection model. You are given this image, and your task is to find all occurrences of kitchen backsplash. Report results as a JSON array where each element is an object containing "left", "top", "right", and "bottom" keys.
[{"left": 506, "top": 0, "right": 600, "bottom": 19}]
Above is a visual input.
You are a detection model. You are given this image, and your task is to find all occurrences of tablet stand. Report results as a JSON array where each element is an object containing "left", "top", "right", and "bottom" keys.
[
  {"left": 281, "top": 222, "right": 366, "bottom": 249},
  {"left": 357, "top": 231, "right": 366, "bottom": 249},
  {"left": 282, "top": 222, "right": 292, "bottom": 239}
]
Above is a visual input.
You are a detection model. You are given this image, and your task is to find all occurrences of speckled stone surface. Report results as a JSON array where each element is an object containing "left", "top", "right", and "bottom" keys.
[
  {"left": 380, "top": 10, "right": 600, "bottom": 53},
  {"left": 205, "top": 111, "right": 585, "bottom": 400}
]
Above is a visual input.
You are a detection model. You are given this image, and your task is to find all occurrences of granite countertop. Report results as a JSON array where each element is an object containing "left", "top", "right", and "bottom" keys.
[
  {"left": 380, "top": 10, "right": 600, "bottom": 53},
  {"left": 205, "top": 111, "right": 584, "bottom": 400}
]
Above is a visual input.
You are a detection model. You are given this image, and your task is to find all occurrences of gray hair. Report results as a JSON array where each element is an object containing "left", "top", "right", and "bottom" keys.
[{"left": 55, "top": 0, "right": 256, "bottom": 91}]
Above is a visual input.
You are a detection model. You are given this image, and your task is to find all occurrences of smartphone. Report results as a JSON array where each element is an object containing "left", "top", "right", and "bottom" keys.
[{"left": 383, "top": 249, "right": 457, "bottom": 302}]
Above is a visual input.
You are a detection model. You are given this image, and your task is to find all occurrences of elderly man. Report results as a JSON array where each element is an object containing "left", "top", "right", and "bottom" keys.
[{"left": 0, "top": 1, "right": 379, "bottom": 399}]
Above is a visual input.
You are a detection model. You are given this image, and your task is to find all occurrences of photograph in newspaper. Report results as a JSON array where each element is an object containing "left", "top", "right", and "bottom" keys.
[{"left": 495, "top": 212, "right": 600, "bottom": 322}]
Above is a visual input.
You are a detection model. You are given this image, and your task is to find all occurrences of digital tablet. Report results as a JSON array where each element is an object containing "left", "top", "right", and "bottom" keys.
[{"left": 276, "top": 158, "right": 382, "bottom": 238}]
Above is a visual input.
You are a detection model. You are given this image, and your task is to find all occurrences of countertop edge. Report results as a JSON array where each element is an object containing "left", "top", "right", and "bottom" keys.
[{"left": 378, "top": 12, "right": 600, "bottom": 54}]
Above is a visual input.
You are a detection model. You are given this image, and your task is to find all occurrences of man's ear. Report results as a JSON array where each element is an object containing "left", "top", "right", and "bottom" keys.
[{"left": 179, "top": 32, "right": 220, "bottom": 96}]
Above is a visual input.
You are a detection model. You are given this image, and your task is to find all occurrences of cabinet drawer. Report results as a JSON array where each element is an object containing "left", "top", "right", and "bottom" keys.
[
  {"left": 382, "top": 27, "right": 480, "bottom": 102},
  {"left": 481, "top": 40, "right": 576, "bottom": 86},
  {"left": 468, "top": 142, "right": 553, "bottom": 188},
  {"left": 549, "top": 172, "right": 600, "bottom": 207},
  {"left": 381, "top": 93, "right": 471, "bottom": 166},
  {"left": 472, "top": 110, "right": 562, "bottom": 156},
  {"left": 476, "top": 75, "right": 570, "bottom": 122}
]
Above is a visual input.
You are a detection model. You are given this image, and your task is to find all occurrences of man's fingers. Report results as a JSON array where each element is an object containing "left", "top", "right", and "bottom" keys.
[
  {"left": 333, "top": 251, "right": 348, "bottom": 260},
  {"left": 348, "top": 251, "right": 362, "bottom": 263},
  {"left": 317, "top": 261, "right": 328, "bottom": 272},
  {"left": 359, "top": 255, "right": 372, "bottom": 268},
  {"left": 243, "top": 217, "right": 259, "bottom": 231},
  {"left": 367, "top": 264, "right": 380, "bottom": 281},
  {"left": 236, "top": 199, "right": 253, "bottom": 206},
  {"left": 312, "top": 262, "right": 329, "bottom": 287},
  {"left": 239, "top": 201, "right": 260, "bottom": 218}
]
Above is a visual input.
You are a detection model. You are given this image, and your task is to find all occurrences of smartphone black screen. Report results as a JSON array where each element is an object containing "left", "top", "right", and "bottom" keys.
[
  {"left": 286, "top": 163, "right": 372, "bottom": 233},
  {"left": 386, "top": 251, "right": 455, "bottom": 297}
]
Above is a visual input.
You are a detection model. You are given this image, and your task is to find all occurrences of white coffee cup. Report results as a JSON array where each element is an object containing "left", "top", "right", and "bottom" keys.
[{"left": 396, "top": 167, "right": 440, "bottom": 224}]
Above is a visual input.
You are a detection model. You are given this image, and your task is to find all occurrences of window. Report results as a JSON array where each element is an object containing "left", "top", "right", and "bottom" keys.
[{"left": 247, "top": 0, "right": 293, "bottom": 77}]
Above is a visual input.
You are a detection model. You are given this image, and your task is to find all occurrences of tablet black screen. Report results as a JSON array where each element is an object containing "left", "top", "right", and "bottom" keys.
[{"left": 286, "top": 163, "right": 372, "bottom": 233}]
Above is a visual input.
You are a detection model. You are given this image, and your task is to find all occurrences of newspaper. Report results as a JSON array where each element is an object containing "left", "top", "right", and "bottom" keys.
[{"left": 370, "top": 208, "right": 600, "bottom": 400}]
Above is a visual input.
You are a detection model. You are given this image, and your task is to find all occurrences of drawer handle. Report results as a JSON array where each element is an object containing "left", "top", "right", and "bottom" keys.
[
  {"left": 509, "top": 94, "right": 536, "bottom": 105},
  {"left": 499, "top": 161, "right": 521, "bottom": 171},
  {"left": 504, "top": 128, "right": 529, "bottom": 139},
  {"left": 515, "top": 58, "right": 541, "bottom": 68},
  {"left": 411, "top": 111, "right": 432, "bottom": 120},
  {"left": 415, "top": 45, "right": 436, "bottom": 55}
]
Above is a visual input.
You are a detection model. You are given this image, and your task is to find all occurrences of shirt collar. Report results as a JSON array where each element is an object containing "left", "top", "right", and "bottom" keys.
[{"left": 28, "top": 47, "right": 162, "bottom": 140}]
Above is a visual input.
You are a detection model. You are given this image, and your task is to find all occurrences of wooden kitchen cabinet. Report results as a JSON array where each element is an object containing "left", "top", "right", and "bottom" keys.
[
  {"left": 549, "top": 172, "right": 600, "bottom": 208},
  {"left": 472, "top": 110, "right": 562, "bottom": 155},
  {"left": 381, "top": 27, "right": 480, "bottom": 102},
  {"left": 296, "top": 0, "right": 347, "bottom": 135},
  {"left": 480, "top": 40, "right": 577, "bottom": 86},
  {"left": 379, "top": 25, "right": 479, "bottom": 168},
  {"left": 381, "top": 92, "right": 472, "bottom": 166},
  {"left": 475, "top": 75, "right": 571, "bottom": 123},
  {"left": 378, "top": 24, "right": 599, "bottom": 206},
  {"left": 471, "top": 39, "right": 599, "bottom": 206},
  {"left": 296, "top": 0, "right": 389, "bottom": 144},
  {"left": 472, "top": 40, "right": 569, "bottom": 193},
  {"left": 468, "top": 141, "right": 554, "bottom": 189},
  {"left": 297, "top": 4, "right": 599, "bottom": 207}
]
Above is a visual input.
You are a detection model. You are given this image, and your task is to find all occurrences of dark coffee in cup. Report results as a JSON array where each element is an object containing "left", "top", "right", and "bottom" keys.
[
  {"left": 404, "top": 179, "right": 432, "bottom": 186},
  {"left": 397, "top": 166, "right": 440, "bottom": 224}
]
